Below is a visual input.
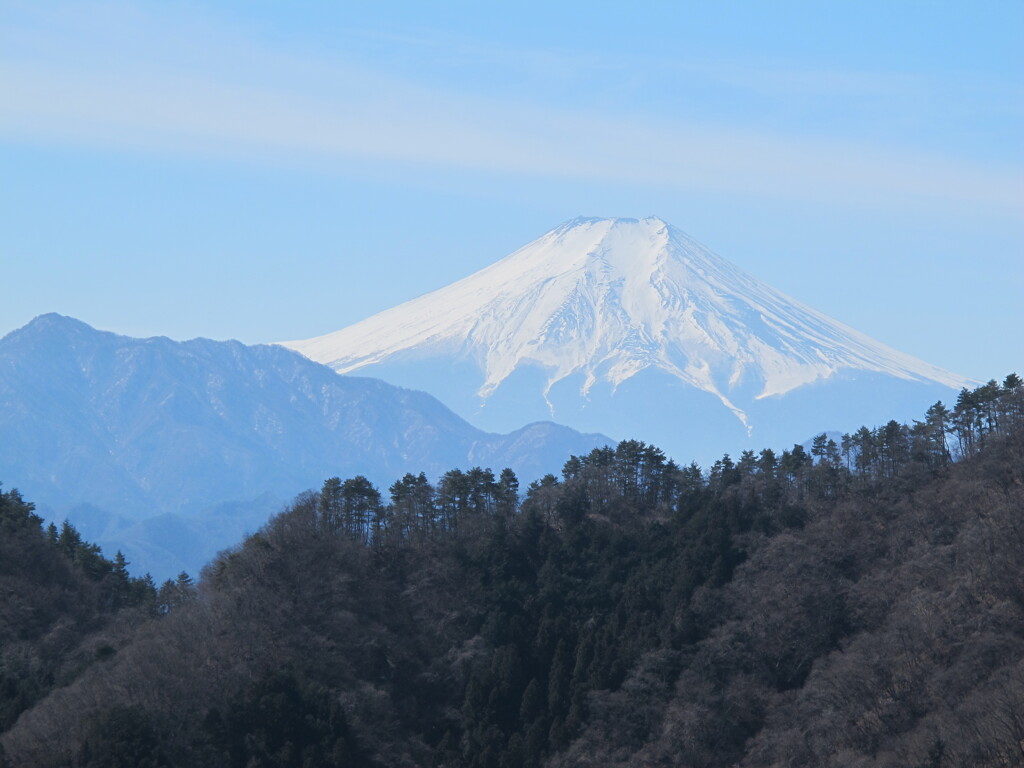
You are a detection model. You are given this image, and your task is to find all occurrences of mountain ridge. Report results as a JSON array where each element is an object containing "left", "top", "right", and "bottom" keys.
[{"left": 0, "top": 313, "right": 609, "bottom": 576}]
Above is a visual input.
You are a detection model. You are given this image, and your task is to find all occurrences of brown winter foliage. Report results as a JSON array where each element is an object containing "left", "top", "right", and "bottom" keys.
[{"left": 1, "top": 377, "right": 1022, "bottom": 767}]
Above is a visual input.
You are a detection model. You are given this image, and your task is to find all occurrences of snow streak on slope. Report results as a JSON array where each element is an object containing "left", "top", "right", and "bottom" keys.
[{"left": 283, "top": 217, "right": 968, "bottom": 428}]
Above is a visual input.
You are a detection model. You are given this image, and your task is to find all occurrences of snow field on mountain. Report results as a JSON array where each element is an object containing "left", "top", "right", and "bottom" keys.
[{"left": 284, "top": 216, "right": 969, "bottom": 429}]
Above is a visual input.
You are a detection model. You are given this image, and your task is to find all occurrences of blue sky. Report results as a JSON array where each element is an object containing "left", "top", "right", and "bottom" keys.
[{"left": 1, "top": 0, "right": 1021, "bottom": 381}]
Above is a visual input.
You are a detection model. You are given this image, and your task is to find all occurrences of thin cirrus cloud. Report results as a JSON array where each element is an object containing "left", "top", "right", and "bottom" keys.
[{"left": 1, "top": 6, "right": 1020, "bottom": 216}]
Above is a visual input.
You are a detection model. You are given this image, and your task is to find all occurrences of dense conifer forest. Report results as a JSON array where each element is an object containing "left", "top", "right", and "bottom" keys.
[{"left": 2, "top": 376, "right": 1022, "bottom": 767}]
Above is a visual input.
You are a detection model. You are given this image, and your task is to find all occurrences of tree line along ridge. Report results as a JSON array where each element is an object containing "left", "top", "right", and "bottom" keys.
[{"left": 1, "top": 374, "right": 1022, "bottom": 767}]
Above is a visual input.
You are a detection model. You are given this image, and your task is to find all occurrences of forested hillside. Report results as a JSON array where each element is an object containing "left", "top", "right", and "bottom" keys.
[
  {"left": 2, "top": 376, "right": 1022, "bottom": 767},
  {"left": 0, "top": 489, "right": 184, "bottom": 741}
]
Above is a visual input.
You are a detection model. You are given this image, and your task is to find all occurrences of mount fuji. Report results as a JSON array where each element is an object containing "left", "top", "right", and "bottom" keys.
[{"left": 283, "top": 216, "right": 973, "bottom": 463}]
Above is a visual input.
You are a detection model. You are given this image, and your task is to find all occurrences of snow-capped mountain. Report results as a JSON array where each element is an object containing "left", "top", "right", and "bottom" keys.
[{"left": 283, "top": 216, "right": 972, "bottom": 462}]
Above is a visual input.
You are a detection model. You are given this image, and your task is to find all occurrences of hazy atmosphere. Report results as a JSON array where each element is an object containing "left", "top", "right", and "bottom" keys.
[
  {"left": 2, "top": 0, "right": 1021, "bottom": 381},
  {"left": 4, "top": 5, "right": 1024, "bottom": 767}
]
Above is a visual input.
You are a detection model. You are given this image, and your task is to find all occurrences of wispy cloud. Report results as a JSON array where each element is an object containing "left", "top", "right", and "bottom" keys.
[{"left": 2, "top": 3, "right": 1020, "bottom": 215}]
